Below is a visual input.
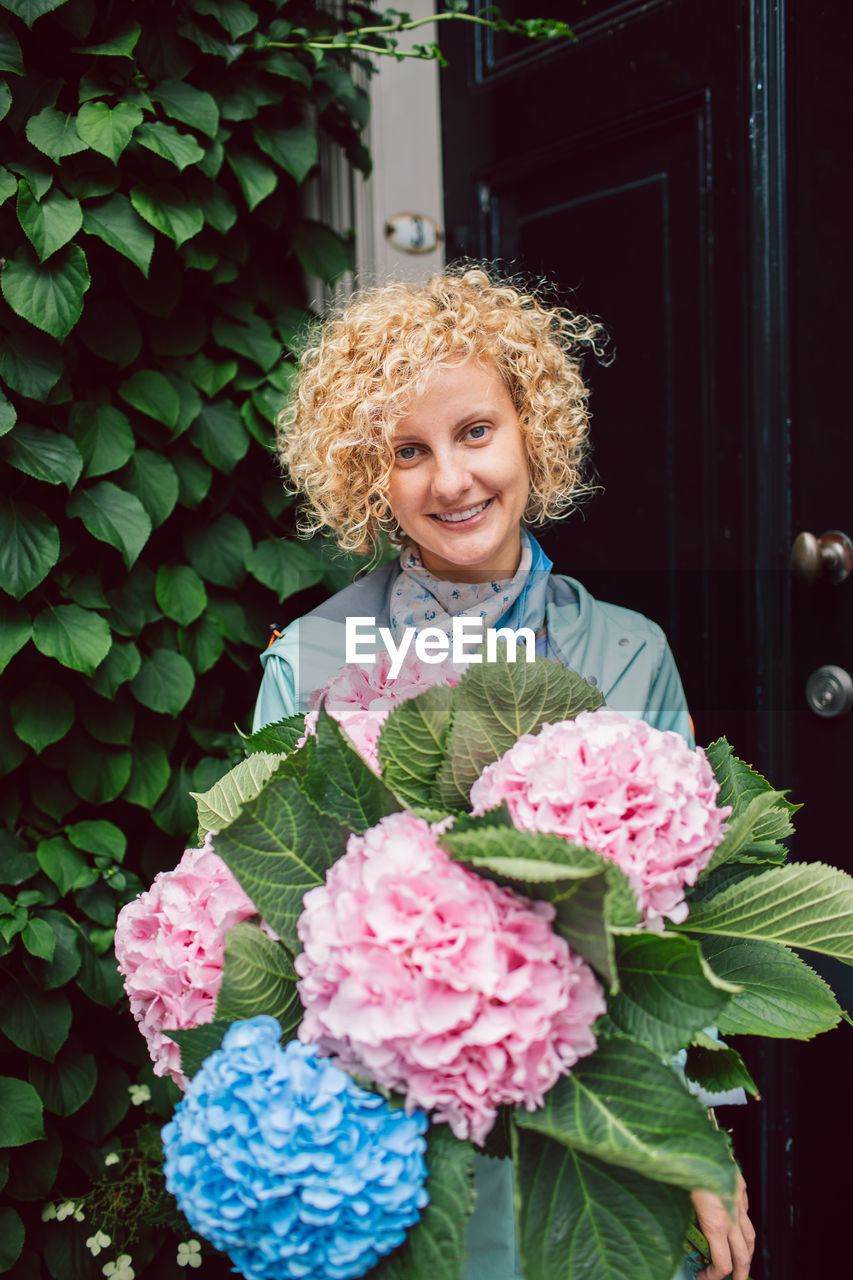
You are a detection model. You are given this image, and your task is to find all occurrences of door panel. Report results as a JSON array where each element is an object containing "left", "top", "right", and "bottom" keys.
[{"left": 440, "top": 1, "right": 852, "bottom": 1274}]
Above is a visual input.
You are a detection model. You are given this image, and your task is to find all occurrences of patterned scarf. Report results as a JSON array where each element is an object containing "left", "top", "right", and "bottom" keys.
[{"left": 389, "top": 528, "right": 553, "bottom": 641}]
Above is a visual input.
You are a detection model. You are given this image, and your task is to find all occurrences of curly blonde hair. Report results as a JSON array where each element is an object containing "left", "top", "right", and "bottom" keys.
[{"left": 278, "top": 266, "right": 606, "bottom": 556}]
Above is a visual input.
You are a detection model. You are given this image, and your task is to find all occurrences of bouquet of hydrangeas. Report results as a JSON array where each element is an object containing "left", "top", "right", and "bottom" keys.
[{"left": 116, "top": 647, "right": 853, "bottom": 1280}]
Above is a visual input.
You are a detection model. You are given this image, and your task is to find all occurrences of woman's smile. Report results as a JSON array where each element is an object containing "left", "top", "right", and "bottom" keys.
[{"left": 387, "top": 361, "right": 530, "bottom": 582}]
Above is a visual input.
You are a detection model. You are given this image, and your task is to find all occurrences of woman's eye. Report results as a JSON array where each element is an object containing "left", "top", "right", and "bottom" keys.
[
  {"left": 467, "top": 424, "right": 488, "bottom": 441},
  {"left": 396, "top": 445, "right": 420, "bottom": 461}
]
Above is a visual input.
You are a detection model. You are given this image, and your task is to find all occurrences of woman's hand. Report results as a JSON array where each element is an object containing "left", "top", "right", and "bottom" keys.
[{"left": 691, "top": 1172, "right": 755, "bottom": 1279}]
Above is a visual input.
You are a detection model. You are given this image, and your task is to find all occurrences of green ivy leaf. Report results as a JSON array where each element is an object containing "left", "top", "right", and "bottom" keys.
[
  {"left": 0, "top": 387, "right": 15, "bottom": 435},
  {"left": 0, "top": 1206, "right": 25, "bottom": 1271},
  {"left": 89, "top": 638, "right": 141, "bottom": 697},
  {"left": 74, "top": 100, "right": 142, "bottom": 162},
  {"left": 155, "top": 564, "right": 208, "bottom": 626},
  {"left": 130, "top": 182, "right": 205, "bottom": 246},
  {"left": 211, "top": 310, "right": 280, "bottom": 370},
  {"left": 106, "top": 564, "right": 159, "bottom": 635},
  {"left": 32, "top": 603, "right": 112, "bottom": 675},
  {"left": 264, "top": 51, "right": 312, "bottom": 87},
  {"left": 192, "top": 0, "right": 258, "bottom": 39},
  {"left": 74, "top": 19, "right": 141, "bottom": 57},
  {"left": 24, "top": 106, "right": 88, "bottom": 159},
  {"left": 152, "top": 762, "right": 197, "bottom": 837},
  {"left": 66, "top": 819, "right": 126, "bottom": 861},
  {"left": 183, "top": 512, "right": 251, "bottom": 587},
  {"left": 191, "top": 751, "right": 281, "bottom": 840},
  {"left": 173, "top": 448, "right": 213, "bottom": 508},
  {"left": 37, "top": 835, "right": 96, "bottom": 895},
  {"left": 151, "top": 79, "right": 220, "bottom": 139},
  {"left": 1, "top": 242, "right": 90, "bottom": 341},
  {"left": 29, "top": 1047, "right": 97, "bottom": 1116},
  {"left": 292, "top": 220, "right": 352, "bottom": 283},
  {"left": 244, "top": 537, "right": 325, "bottom": 600},
  {"left": 215, "top": 921, "right": 300, "bottom": 1033},
  {"left": 22, "top": 916, "right": 56, "bottom": 961},
  {"left": 11, "top": 683, "right": 74, "bottom": 752},
  {"left": 77, "top": 299, "right": 143, "bottom": 366},
  {"left": 178, "top": 614, "right": 225, "bottom": 673},
  {"left": 0, "top": 327, "right": 62, "bottom": 400},
  {"left": 0, "top": 164, "right": 17, "bottom": 204},
  {"left": 120, "top": 450, "right": 180, "bottom": 526},
  {"left": 67, "top": 480, "right": 152, "bottom": 567},
  {"left": 123, "top": 739, "right": 170, "bottom": 807},
  {"left": 190, "top": 351, "right": 238, "bottom": 398},
  {"left": 134, "top": 120, "right": 205, "bottom": 171},
  {"left": 82, "top": 192, "right": 154, "bottom": 277},
  {"left": 41, "top": 910, "right": 82, "bottom": 988},
  {"left": 2, "top": 422, "right": 83, "bottom": 488},
  {"left": 191, "top": 400, "right": 249, "bottom": 470},
  {"left": 0, "top": 28, "right": 23, "bottom": 76},
  {"left": 226, "top": 147, "right": 277, "bottom": 210},
  {"left": 17, "top": 180, "right": 83, "bottom": 260},
  {"left": 254, "top": 120, "right": 317, "bottom": 183},
  {"left": 130, "top": 647, "right": 195, "bottom": 714},
  {"left": 118, "top": 368, "right": 180, "bottom": 428},
  {"left": 79, "top": 695, "right": 134, "bottom": 745},
  {"left": 0, "top": 1077, "right": 43, "bottom": 1147},
  {"left": 0, "top": 602, "right": 30, "bottom": 672},
  {"left": 0, "top": 976, "right": 71, "bottom": 1061},
  {"left": 0, "top": 498, "right": 60, "bottom": 599},
  {"left": 68, "top": 741, "right": 132, "bottom": 804},
  {"left": 7, "top": 157, "right": 52, "bottom": 200},
  {"left": 71, "top": 402, "right": 135, "bottom": 478}
]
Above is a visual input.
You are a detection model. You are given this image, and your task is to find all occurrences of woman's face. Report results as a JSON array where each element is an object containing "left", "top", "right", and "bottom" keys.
[{"left": 387, "top": 361, "right": 530, "bottom": 582}]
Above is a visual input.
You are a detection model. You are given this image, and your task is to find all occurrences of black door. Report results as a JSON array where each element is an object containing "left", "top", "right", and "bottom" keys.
[{"left": 440, "top": 2, "right": 852, "bottom": 1275}]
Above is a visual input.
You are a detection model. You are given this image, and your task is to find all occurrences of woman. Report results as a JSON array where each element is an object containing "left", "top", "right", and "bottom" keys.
[{"left": 253, "top": 268, "right": 755, "bottom": 1280}]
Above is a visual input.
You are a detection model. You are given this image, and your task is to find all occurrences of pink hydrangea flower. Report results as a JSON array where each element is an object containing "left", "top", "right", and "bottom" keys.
[
  {"left": 295, "top": 811, "right": 605, "bottom": 1145},
  {"left": 470, "top": 708, "right": 729, "bottom": 929},
  {"left": 114, "top": 836, "right": 257, "bottom": 1089},
  {"left": 303, "top": 649, "right": 463, "bottom": 772}
]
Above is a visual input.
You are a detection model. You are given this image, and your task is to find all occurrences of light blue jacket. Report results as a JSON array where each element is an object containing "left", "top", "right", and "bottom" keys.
[{"left": 252, "top": 563, "right": 694, "bottom": 1280}]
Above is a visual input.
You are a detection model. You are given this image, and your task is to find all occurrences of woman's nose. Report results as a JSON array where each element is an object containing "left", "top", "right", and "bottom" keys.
[{"left": 430, "top": 448, "right": 471, "bottom": 500}]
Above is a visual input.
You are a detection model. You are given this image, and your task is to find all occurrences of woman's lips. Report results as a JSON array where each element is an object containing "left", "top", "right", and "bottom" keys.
[{"left": 429, "top": 498, "right": 493, "bottom": 525}]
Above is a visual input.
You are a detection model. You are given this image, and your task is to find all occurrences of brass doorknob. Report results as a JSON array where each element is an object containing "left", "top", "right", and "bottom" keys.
[{"left": 791, "top": 530, "right": 853, "bottom": 585}]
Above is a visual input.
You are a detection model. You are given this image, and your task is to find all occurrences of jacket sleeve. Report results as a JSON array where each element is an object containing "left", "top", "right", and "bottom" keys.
[
  {"left": 252, "top": 627, "right": 300, "bottom": 730},
  {"left": 642, "top": 623, "right": 695, "bottom": 746}
]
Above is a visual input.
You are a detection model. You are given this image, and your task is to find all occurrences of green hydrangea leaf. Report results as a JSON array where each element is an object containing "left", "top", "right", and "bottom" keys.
[
  {"left": 215, "top": 921, "right": 300, "bottom": 1032},
  {"left": 190, "top": 400, "right": 249, "bottom": 471},
  {"left": 190, "top": 751, "right": 282, "bottom": 841},
  {"left": 226, "top": 147, "right": 277, "bottom": 210},
  {"left": 123, "top": 739, "right": 170, "bottom": 807},
  {"left": 155, "top": 564, "right": 208, "bottom": 626},
  {"left": 82, "top": 192, "right": 154, "bottom": 277},
  {"left": 1, "top": 242, "right": 90, "bottom": 341},
  {"left": 292, "top": 220, "right": 352, "bottom": 283},
  {"left": 11, "top": 683, "right": 74, "bottom": 752},
  {"left": 244, "top": 537, "right": 325, "bottom": 601},
  {"left": 118, "top": 368, "right": 181, "bottom": 427},
  {"left": 134, "top": 120, "right": 205, "bottom": 171},
  {"left": 0, "top": 1077, "right": 43, "bottom": 1147},
  {"left": 130, "top": 647, "right": 195, "bottom": 714},
  {"left": 67, "top": 481, "right": 152, "bottom": 568},
  {"left": 0, "top": 498, "right": 60, "bottom": 598},
  {"left": 151, "top": 79, "right": 219, "bottom": 138},
  {"left": 75, "top": 100, "right": 142, "bottom": 162},
  {"left": 24, "top": 105, "right": 88, "bottom": 160},
  {"left": 130, "top": 182, "right": 204, "bottom": 247},
  {"left": 32, "top": 603, "right": 111, "bottom": 674},
  {"left": 253, "top": 121, "right": 317, "bottom": 183},
  {"left": 700, "top": 935, "right": 843, "bottom": 1039},
  {"left": 17, "top": 181, "right": 83, "bottom": 259},
  {"left": 184, "top": 512, "right": 251, "bottom": 586},
  {"left": 2, "top": 422, "right": 83, "bottom": 488},
  {"left": 0, "top": 327, "right": 62, "bottom": 400},
  {"left": 120, "top": 450, "right": 180, "bottom": 527}
]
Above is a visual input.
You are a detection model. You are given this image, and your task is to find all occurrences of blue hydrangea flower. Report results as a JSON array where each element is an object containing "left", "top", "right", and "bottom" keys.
[{"left": 161, "top": 1017, "right": 429, "bottom": 1280}]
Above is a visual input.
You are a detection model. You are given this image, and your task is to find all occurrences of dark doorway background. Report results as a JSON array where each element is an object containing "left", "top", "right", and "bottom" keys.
[{"left": 440, "top": 2, "right": 853, "bottom": 1275}]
